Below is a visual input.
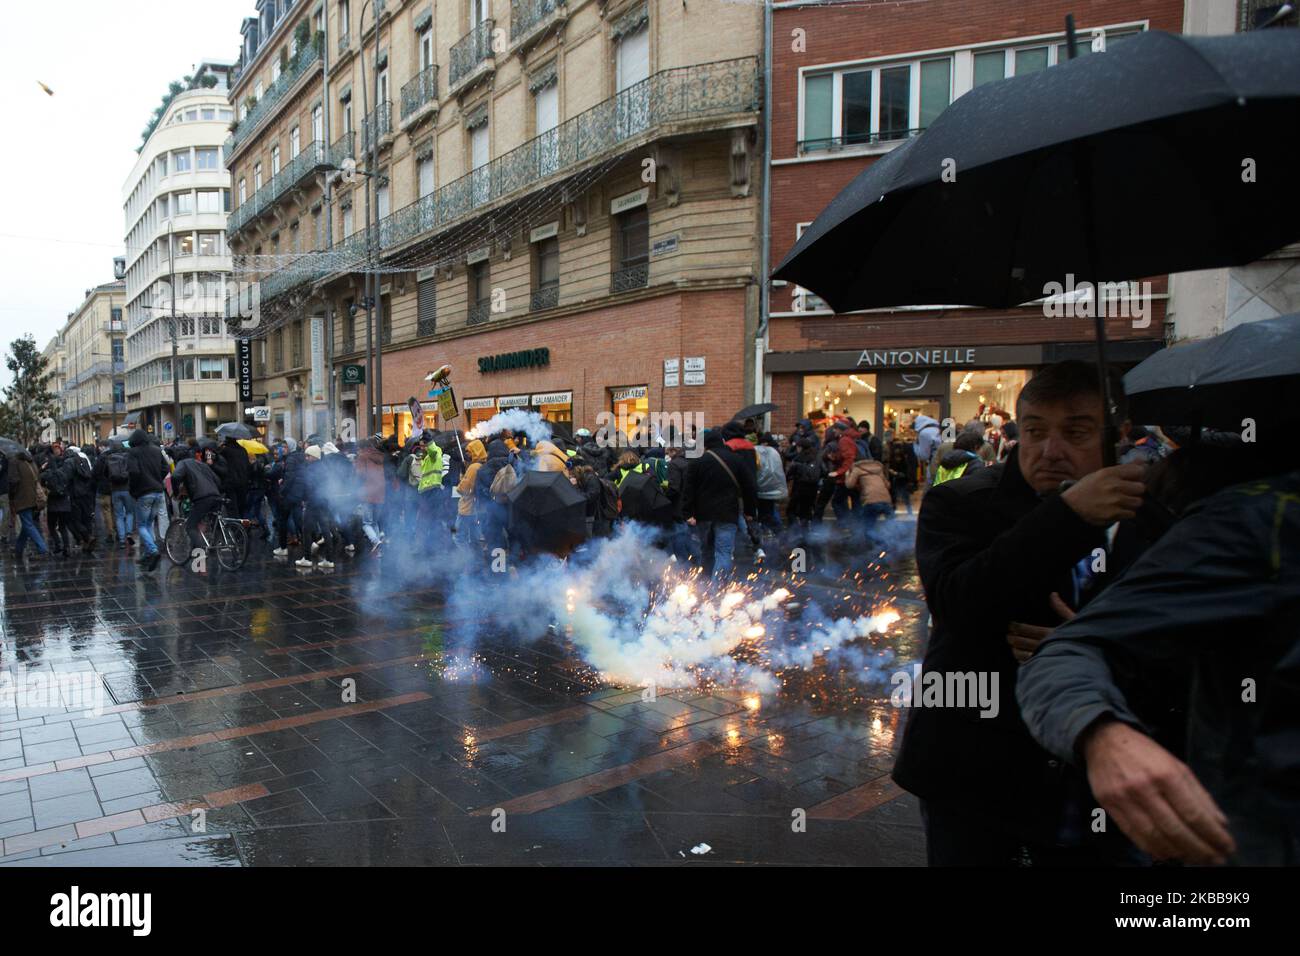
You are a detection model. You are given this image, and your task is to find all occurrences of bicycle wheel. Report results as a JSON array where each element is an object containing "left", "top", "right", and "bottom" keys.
[
  {"left": 215, "top": 520, "right": 249, "bottom": 571},
  {"left": 164, "top": 520, "right": 190, "bottom": 566}
]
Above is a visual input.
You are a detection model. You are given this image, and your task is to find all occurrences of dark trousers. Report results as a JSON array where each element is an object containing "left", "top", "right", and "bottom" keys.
[
  {"left": 277, "top": 500, "right": 301, "bottom": 550},
  {"left": 303, "top": 502, "right": 335, "bottom": 560},
  {"left": 186, "top": 495, "right": 223, "bottom": 550},
  {"left": 48, "top": 510, "right": 72, "bottom": 552}
]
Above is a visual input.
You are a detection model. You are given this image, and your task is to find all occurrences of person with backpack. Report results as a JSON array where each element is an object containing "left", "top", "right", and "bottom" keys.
[
  {"left": 68, "top": 445, "right": 98, "bottom": 553},
  {"left": 40, "top": 442, "right": 78, "bottom": 556},
  {"left": 8, "top": 449, "right": 49, "bottom": 561},
  {"left": 754, "top": 433, "right": 787, "bottom": 541},
  {"left": 683, "top": 429, "right": 758, "bottom": 579},
  {"left": 785, "top": 438, "right": 821, "bottom": 532},
  {"left": 475, "top": 438, "right": 513, "bottom": 556}
]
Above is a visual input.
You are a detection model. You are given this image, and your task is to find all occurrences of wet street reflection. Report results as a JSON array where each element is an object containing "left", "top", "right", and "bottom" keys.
[{"left": 1, "top": 536, "right": 925, "bottom": 866}]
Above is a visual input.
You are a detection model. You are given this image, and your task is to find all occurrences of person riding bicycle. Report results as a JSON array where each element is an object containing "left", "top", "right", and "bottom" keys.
[{"left": 170, "top": 453, "right": 223, "bottom": 551}]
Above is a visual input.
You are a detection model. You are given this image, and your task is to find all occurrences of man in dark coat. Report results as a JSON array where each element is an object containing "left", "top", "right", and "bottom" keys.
[
  {"left": 272, "top": 439, "right": 308, "bottom": 557},
  {"left": 7, "top": 450, "right": 49, "bottom": 559},
  {"left": 1019, "top": 461, "right": 1300, "bottom": 866},
  {"left": 475, "top": 438, "right": 511, "bottom": 555},
  {"left": 40, "top": 442, "right": 78, "bottom": 556},
  {"left": 218, "top": 438, "right": 251, "bottom": 517},
  {"left": 892, "top": 361, "right": 1148, "bottom": 865},
  {"left": 126, "top": 428, "right": 169, "bottom": 570},
  {"left": 683, "top": 429, "right": 757, "bottom": 579}
]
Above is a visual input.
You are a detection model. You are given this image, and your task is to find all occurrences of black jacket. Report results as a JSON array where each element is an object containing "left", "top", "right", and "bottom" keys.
[
  {"left": 1018, "top": 469, "right": 1300, "bottom": 865},
  {"left": 126, "top": 430, "right": 168, "bottom": 498},
  {"left": 892, "top": 447, "right": 1110, "bottom": 843},
  {"left": 219, "top": 441, "right": 251, "bottom": 490},
  {"left": 682, "top": 436, "right": 757, "bottom": 524},
  {"left": 171, "top": 458, "right": 222, "bottom": 502}
]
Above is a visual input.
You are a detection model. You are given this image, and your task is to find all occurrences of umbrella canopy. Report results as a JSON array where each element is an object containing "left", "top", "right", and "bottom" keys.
[
  {"left": 238, "top": 438, "right": 270, "bottom": 456},
  {"left": 0, "top": 437, "right": 24, "bottom": 456},
  {"left": 617, "top": 470, "right": 676, "bottom": 527},
  {"left": 506, "top": 470, "right": 588, "bottom": 555},
  {"left": 215, "top": 421, "right": 254, "bottom": 440},
  {"left": 734, "top": 403, "right": 778, "bottom": 422},
  {"left": 773, "top": 29, "right": 1300, "bottom": 311},
  {"left": 1124, "top": 312, "right": 1300, "bottom": 431},
  {"left": 195, "top": 436, "right": 219, "bottom": 452}
]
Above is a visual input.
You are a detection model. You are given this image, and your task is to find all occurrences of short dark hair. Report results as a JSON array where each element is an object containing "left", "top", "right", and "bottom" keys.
[
  {"left": 1017, "top": 360, "right": 1107, "bottom": 418},
  {"left": 954, "top": 431, "right": 984, "bottom": 453}
]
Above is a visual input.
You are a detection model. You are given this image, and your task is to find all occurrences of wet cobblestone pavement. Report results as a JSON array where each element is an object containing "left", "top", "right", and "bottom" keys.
[{"left": 0, "top": 532, "right": 926, "bottom": 866}]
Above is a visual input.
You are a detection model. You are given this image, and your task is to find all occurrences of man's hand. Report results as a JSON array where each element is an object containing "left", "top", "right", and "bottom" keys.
[
  {"left": 1007, "top": 592, "right": 1076, "bottom": 663},
  {"left": 1060, "top": 463, "right": 1146, "bottom": 526},
  {"left": 686, "top": 517, "right": 697, "bottom": 527},
  {"left": 1082, "top": 719, "right": 1236, "bottom": 865}
]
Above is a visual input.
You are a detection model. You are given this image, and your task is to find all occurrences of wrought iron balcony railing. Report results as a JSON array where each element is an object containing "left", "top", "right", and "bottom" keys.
[
  {"left": 228, "top": 139, "right": 330, "bottom": 237},
  {"left": 450, "top": 20, "right": 495, "bottom": 88},
  {"left": 256, "top": 58, "right": 758, "bottom": 306},
  {"left": 400, "top": 64, "right": 440, "bottom": 121},
  {"left": 338, "top": 30, "right": 350, "bottom": 56},
  {"left": 467, "top": 298, "right": 493, "bottom": 326},
  {"left": 361, "top": 101, "right": 392, "bottom": 154},
  {"left": 796, "top": 128, "right": 920, "bottom": 154},
  {"left": 224, "top": 45, "right": 324, "bottom": 162},
  {"left": 530, "top": 284, "right": 559, "bottom": 312},
  {"left": 512, "top": 0, "right": 560, "bottom": 41},
  {"left": 610, "top": 263, "right": 649, "bottom": 294}
]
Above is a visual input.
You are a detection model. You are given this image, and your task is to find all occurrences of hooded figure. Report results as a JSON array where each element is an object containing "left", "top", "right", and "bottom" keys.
[
  {"left": 456, "top": 439, "right": 488, "bottom": 516},
  {"left": 532, "top": 439, "right": 569, "bottom": 473},
  {"left": 911, "top": 414, "right": 943, "bottom": 475}
]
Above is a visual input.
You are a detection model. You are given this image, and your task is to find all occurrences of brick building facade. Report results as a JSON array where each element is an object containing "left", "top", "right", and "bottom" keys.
[{"left": 765, "top": 0, "right": 1185, "bottom": 438}]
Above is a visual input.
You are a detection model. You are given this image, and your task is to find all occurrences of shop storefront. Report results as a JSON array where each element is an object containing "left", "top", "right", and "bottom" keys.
[
  {"left": 610, "top": 385, "right": 649, "bottom": 438},
  {"left": 769, "top": 342, "right": 1163, "bottom": 439}
]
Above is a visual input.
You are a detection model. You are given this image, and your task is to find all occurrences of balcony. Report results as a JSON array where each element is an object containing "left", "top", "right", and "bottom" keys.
[
  {"left": 227, "top": 139, "right": 331, "bottom": 238},
  {"left": 796, "top": 128, "right": 920, "bottom": 155},
  {"left": 529, "top": 284, "right": 559, "bottom": 312},
  {"left": 224, "top": 45, "right": 324, "bottom": 163},
  {"left": 450, "top": 19, "right": 495, "bottom": 90},
  {"left": 467, "top": 298, "right": 493, "bottom": 326},
  {"left": 258, "top": 58, "right": 758, "bottom": 311},
  {"left": 400, "top": 64, "right": 439, "bottom": 127},
  {"left": 610, "top": 263, "right": 648, "bottom": 294},
  {"left": 361, "top": 101, "right": 393, "bottom": 154},
  {"left": 511, "top": 0, "right": 566, "bottom": 52},
  {"left": 338, "top": 30, "right": 350, "bottom": 57}
]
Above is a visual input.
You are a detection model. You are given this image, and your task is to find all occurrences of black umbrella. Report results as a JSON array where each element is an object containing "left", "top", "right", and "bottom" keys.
[
  {"left": 1124, "top": 312, "right": 1300, "bottom": 431},
  {"left": 0, "top": 437, "right": 24, "bottom": 456},
  {"left": 196, "top": 436, "right": 219, "bottom": 452},
  {"left": 215, "top": 421, "right": 254, "bottom": 440},
  {"left": 734, "top": 403, "right": 778, "bottom": 422},
  {"left": 774, "top": 29, "right": 1300, "bottom": 310},
  {"left": 774, "top": 28, "right": 1300, "bottom": 462},
  {"left": 616, "top": 470, "right": 675, "bottom": 527},
  {"left": 506, "top": 470, "right": 588, "bottom": 555}
]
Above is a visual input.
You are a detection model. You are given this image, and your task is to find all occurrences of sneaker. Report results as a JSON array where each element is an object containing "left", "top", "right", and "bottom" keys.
[
  {"left": 294, "top": 557, "right": 314, "bottom": 569},
  {"left": 344, "top": 544, "right": 355, "bottom": 554},
  {"left": 272, "top": 547, "right": 289, "bottom": 558},
  {"left": 755, "top": 548, "right": 766, "bottom": 560},
  {"left": 310, "top": 538, "right": 322, "bottom": 556},
  {"left": 317, "top": 560, "right": 335, "bottom": 570}
]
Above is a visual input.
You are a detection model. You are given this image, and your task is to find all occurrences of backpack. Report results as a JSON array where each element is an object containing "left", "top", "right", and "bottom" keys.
[
  {"left": 107, "top": 453, "right": 129, "bottom": 483},
  {"left": 40, "top": 462, "right": 70, "bottom": 498},
  {"left": 489, "top": 463, "right": 518, "bottom": 502},
  {"left": 598, "top": 478, "right": 620, "bottom": 521},
  {"left": 791, "top": 459, "right": 819, "bottom": 486},
  {"left": 619, "top": 474, "right": 673, "bottom": 525}
]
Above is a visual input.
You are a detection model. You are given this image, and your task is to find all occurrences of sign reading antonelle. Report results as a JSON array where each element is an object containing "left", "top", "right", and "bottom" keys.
[
  {"left": 857, "top": 348, "right": 976, "bottom": 368},
  {"left": 478, "top": 348, "right": 550, "bottom": 373}
]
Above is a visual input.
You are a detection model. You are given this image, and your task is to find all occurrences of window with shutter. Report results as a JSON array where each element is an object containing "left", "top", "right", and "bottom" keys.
[{"left": 417, "top": 277, "right": 437, "bottom": 336}]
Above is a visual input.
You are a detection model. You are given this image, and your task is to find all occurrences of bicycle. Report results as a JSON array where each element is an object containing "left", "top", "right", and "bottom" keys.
[{"left": 164, "top": 497, "right": 250, "bottom": 571}]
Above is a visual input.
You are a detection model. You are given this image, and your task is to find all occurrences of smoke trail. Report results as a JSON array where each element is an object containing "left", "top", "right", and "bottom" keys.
[{"left": 466, "top": 408, "right": 553, "bottom": 445}]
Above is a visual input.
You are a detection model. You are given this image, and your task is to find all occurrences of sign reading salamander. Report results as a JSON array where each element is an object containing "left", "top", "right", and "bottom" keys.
[{"left": 478, "top": 348, "right": 550, "bottom": 373}]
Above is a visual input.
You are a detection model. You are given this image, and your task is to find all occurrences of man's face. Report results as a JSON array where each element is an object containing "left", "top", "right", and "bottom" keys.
[{"left": 1016, "top": 394, "right": 1105, "bottom": 493}]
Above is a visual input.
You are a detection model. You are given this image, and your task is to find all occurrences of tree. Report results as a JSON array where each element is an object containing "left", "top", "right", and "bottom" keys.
[{"left": 1, "top": 335, "right": 60, "bottom": 446}]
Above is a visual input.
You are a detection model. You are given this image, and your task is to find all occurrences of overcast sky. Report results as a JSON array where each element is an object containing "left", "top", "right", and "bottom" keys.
[{"left": 0, "top": 0, "right": 252, "bottom": 391}]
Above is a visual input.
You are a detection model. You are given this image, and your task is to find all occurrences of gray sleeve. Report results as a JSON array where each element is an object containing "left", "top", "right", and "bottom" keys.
[{"left": 1017, "top": 487, "right": 1275, "bottom": 764}]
